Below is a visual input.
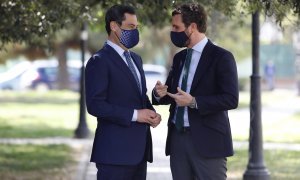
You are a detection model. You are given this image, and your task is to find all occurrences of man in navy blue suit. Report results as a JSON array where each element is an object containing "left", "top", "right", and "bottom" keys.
[
  {"left": 85, "top": 5, "right": 161, "bottom": 180},
  {"left": 152, "top": 3, "right": 239, "bottom": 180}
]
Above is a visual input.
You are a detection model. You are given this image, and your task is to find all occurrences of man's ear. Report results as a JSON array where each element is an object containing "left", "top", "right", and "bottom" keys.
[
  {"left": 191, "top": 22, "right": 198, "bottom": 31},
  {"left": 110, "top": 21, "right": 117, "bottom": 32}
]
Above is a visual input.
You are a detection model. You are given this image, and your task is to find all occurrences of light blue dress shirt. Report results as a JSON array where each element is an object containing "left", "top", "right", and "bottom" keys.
[{"left": 172, "top": 37, "right": 208, "bottom": 127}]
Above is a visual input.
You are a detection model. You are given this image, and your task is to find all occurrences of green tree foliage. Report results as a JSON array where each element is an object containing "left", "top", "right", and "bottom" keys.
[
  {"left": 0, "top": 0, "right": 95, "bottom": 47},
  {"left": 243, "top": 0, "right": 300, "bottom": 26},
  {"left": 1, "top": 0, "right": 299, "bottom": 48}
]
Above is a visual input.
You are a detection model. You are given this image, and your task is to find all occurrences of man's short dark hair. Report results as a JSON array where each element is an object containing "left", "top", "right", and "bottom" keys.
[
  {"left": 105, "top": 5, "right": 136, "bottom": 35},
  {"left": 172, "top": 3, "right": 207, "bottom": 33}
]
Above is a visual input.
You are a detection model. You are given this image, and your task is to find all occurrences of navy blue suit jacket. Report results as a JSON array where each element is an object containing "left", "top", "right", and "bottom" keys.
[
  {"left": 85, "top": 44, "right": 154, "bottom": 165},
  {"left": 152, "top": 40, "right": 239, "bottom": 158}
]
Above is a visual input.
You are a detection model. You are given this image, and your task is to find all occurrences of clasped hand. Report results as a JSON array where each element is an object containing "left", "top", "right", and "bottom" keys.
[{"left": 137, "top": 109, "right": 161, "bottom": 128}]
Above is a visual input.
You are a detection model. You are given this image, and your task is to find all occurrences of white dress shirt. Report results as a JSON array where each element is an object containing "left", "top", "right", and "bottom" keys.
[
  {"left": 172, "top": 37, "right": 208, "bottom": 127},
  {"left": 106, "top": 40, "right": 141, "bottom": 121}
]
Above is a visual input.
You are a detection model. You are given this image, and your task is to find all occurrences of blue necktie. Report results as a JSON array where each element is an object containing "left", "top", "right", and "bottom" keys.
[
  {"left": 175, "top": 48, "right": 193, "bottom": 131},
  {"left": 124, "top": 51, "right": 142, "bottom": 94}
]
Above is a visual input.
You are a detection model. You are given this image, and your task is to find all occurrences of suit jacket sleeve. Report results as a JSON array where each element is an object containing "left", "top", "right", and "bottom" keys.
[
  {"left": 195, "top": 51, "right": 239, "bottom": 115},
  {"left": 151, "top": 56, "right": 179, "bottom": 105},
  {"left": 85, "top": 55, "right": 133, "bottom": 127},
  {"left": 146, "top": 95, "right": 155, "bottom": 111}
]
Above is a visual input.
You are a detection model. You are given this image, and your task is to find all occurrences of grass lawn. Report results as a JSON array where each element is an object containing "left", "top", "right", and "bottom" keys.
[
  {"left": 228, "top": 149, "right": 300, "bottom": 180},
  {"left": 0, "top": 144, "right": 76, "bottom": 180},
  {"left": 263, "top": 112, "right": 300, "bottom": 143},
  {"left": 230, "top": 111, "right": 300, "bottom": 143},
  {"left": 238, "top": 89, "right": 298, "bottom": 109},
  {"left": 0, "top": 91, "right": 97, "bottom": 138},
  {"left": 231, "top": 90, "right": 300, "bottom": 143}
]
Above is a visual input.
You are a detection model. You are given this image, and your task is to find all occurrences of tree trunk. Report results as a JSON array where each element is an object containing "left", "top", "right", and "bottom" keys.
[{"left": 56, "top": 42, "right": 69, "bottom": 90}]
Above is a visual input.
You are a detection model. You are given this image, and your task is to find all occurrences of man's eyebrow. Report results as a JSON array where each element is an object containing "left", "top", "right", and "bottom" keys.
[{"left": 127, "top": 23, "right": 138, "bottom": 27}]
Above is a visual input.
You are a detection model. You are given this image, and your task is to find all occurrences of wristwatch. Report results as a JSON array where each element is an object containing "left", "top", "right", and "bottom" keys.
[{"left": 188, "top": 97, "right": 197, "bottom": 109}]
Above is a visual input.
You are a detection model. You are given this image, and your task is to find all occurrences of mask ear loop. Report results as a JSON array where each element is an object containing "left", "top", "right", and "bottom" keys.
[
  {"left": 113, "top": 23, "right": 127, "bottom": 49},
  {"left": 114, "top": 30, "right": 121, "bottom": 42},
  {"left": 113, "top": 23, "right": 122, "bottom": 42}
]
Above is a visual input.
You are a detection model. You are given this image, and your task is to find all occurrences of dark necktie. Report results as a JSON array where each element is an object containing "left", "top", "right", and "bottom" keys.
[
  {"left": 175, "top": 48, "right": 193, "bottom": 131},
  {"left": 124, "top": 51, "right": 142, "bottom": 94}
]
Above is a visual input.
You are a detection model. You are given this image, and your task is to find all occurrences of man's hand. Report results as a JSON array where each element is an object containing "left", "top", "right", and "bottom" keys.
[
  {"left": 154, "top": 81, "right": 168, "bottom": 98},
  {"left": 137, "top": 109, "right": 156, "bottom": 124},
  {"left": 150, "top": 113, "right": 161, "bottom": 128},
  {"left": 167, "top": 87, "right": 193, "bottom": 107}
]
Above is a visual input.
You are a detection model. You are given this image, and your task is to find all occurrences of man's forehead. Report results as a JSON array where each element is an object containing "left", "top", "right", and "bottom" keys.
[
  {"left": 172, "top": 14, "right": 183, "bottom": 22},
  {"left": 123, "top": 13, "right": 138, "bottom": 25},
  {"left": 172, "top": 14, "right": 184, "bottom": 26}
]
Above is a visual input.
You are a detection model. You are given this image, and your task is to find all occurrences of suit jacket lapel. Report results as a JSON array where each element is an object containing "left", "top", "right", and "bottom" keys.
[
  {"left": 131, "top": 55, "right": 146, "bottom": 95},
  {"left": 190, "top": 40, "right": 214, "bottom": 92},
  {"left": 173, "top": 51, "right": 186, "bottom": 93},
  {"left": 104, "top": 45, "right": 142, "bottom": 96}
]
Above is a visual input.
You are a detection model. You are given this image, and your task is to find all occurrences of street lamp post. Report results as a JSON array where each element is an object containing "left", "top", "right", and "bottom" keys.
[
  {"left": 75, "top": 22, "right": 90, "bottom": 138},
  {"left": 243, "top": 11, "right": 270, "bottom": 180}
]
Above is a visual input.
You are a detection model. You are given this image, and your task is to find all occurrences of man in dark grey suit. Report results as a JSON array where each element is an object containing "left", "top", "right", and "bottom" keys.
[{"left": 152, "top": 3, "right": 239, "bottom": 180}]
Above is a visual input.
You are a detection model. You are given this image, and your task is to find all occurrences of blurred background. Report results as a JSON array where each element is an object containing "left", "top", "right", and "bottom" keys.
[{"left": 0, "top": 0, "right": 300, "bottom": 180}]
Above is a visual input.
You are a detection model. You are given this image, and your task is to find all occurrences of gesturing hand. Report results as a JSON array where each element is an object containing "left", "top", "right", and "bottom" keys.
[
  {"left": 167, "top": 87, "right": 193, "bottom": 107},
  {"left": 154, "top": 81, "right": 168, "bottom": 98}
]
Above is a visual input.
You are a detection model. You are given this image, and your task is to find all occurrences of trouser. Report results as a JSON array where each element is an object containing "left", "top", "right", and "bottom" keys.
[
  {"left": 170, "top": 128, "right": 227, "bottom": 180},
  {"left": 96, "top": 160, "right": 147, "bottom": 180}
]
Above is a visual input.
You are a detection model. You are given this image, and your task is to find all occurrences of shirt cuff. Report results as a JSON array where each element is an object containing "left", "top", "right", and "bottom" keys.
[
  {"left": 132, "top": 109, "right": 138, "bottom": 121},
  {"left": 153, "top": 89, "right": 161, "bottom": 102}
]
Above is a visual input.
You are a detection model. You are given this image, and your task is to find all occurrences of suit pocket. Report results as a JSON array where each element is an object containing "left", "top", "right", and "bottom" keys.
[{"left": 202, "top": 115, "right": 228, "bottom": 135}]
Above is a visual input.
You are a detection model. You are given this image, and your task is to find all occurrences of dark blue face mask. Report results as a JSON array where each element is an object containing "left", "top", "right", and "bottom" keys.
[
  {"left": 170, "top": 31, "right": 189, "bottom": 48},
  {"left": 119, "top": 28, "right": 139, "bottom": 49}
]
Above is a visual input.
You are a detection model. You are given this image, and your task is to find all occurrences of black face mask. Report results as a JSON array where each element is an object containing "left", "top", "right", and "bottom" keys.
[{"left": 170, "top": 31, "right": 189, "bottom": 48}]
